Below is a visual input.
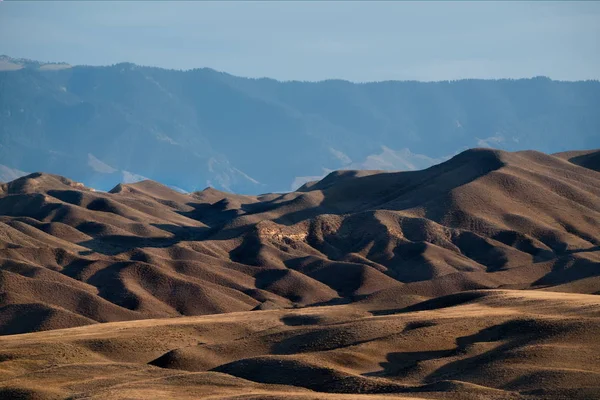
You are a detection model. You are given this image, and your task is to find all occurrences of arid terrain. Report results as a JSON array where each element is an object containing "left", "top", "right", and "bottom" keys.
[{"left": 0, "top": 148, "right": 599, "bottom": 399}]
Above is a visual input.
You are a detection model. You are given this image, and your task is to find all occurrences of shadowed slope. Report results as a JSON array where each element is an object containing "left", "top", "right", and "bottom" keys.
[{"left": 554, "top": 149, "right": 600, "bottom": 172}]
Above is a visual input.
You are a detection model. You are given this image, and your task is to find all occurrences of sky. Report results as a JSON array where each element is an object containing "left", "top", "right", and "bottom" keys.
[{"left": 0, "top": 1, "right": 599, "bottom": 82}]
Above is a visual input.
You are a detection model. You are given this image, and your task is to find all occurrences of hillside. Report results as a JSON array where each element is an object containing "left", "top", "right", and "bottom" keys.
[
  {"left": 1, "top": 290, "right": 599, "bottom": 399},
  {"left": 1, "top": 148, "right": 599, "bottom": 398},
  {"left": 1, "top": 56, "right": 599, "bottom": 193},
  {"left": 0, "top": 148, "right": 598, "bottom": 335}
]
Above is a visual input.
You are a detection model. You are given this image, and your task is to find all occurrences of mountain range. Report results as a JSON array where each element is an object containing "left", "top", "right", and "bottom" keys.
[
  {"left": 2, "top": 54, "right": 600, "bottom": 398},
  {"left": 1, "top": 55, "right": 599, "bottom": 193},
  {"left": 0, "top": 148, "right": 599, "bottom": 399}
]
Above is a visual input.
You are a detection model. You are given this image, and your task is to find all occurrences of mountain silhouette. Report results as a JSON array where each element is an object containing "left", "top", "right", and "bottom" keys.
[{"left": 1, "top": 57, "right": 599, "bottom": 193}]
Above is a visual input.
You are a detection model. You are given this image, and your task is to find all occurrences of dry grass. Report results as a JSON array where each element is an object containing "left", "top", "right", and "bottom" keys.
[{"left": 0, "top": 148, "right": 599, "bottom": 398}]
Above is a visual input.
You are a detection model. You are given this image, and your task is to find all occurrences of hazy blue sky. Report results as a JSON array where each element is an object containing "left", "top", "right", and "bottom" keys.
[{"left": 1, "top": 1, "right": 599, "bottom": 82}]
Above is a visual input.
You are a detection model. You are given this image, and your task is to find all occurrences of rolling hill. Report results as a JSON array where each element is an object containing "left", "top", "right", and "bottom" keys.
[
  {"left": 0, "top": 148, "right": 598, "bottom": 334},
  {"left": 0, "top": 148, "right": 599, "bottom": 398}
]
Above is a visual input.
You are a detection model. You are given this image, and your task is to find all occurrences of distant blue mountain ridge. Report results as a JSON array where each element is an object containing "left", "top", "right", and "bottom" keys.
[{"left": 1, "top": 56, "right": 598, "bottom": 193}]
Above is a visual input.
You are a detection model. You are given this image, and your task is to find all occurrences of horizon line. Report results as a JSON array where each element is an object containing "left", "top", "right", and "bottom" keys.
[{"left": 2, "top": 54, "right": 599, "bottom": 85}]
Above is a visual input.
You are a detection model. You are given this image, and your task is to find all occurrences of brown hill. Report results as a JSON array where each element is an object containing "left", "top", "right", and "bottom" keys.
[
  {"left": 0, "top": 290, "right": 599, "bottom": 399},
  {"left": 0, "top": 148, "right": 599, "bottom": 398},
  {"left": 0, "top": 149, "right": 598, "bottom": 335}
]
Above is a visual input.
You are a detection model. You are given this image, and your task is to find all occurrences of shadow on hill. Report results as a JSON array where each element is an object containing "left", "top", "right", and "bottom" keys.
[
  {"left": 568, "top": 151, "right": 600, "bottom": 172},
  {"left": 367, "top": 318, "right": 564, "bottom": 381},
  {"left": 179, "top": 200, "right": 243, "bottom": 227},
  {"left": 565, "top": 245, "right": 600, "bottom": 255},
  {"left": 370, "top": 291, "right": 487, "bottom": 316},
  {"left": 533, "top": 254, "right": 600, "bottom": 286},
  {"left": 76, "top": 224, "right": 210, "bottom": 256}
]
